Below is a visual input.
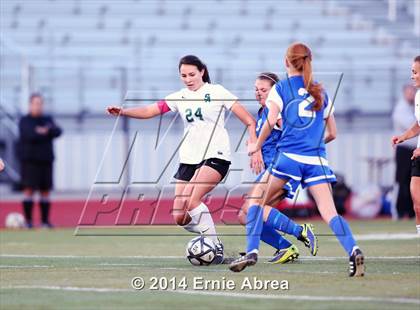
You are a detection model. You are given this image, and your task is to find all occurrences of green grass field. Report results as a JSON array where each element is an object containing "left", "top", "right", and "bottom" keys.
[{"left": 1, "top": 219, "right": 419, "bottom": 310}]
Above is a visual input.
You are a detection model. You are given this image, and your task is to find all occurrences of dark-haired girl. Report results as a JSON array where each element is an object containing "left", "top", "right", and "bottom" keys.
[{"left": 107, "top": 55, "right": 261, "bottom": 264}]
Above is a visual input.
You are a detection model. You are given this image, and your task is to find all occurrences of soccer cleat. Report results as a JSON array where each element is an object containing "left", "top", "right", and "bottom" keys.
[
  {"left": 229, "top": 252, "right": 258, "bottom": 272},
  {"left": 268, "top": 244, "right": 300, "bottom": 264},
  {"left": 221, "top": 256, "right": 237, "bottom": 264},
  {"left": 349, "top": 248, "right": 365, "bottom": 277},
  {"left": 212, "top": 239, "right": 224, "bottom": 265},
  {"left": 297, "top": 223, "right": 318, "bottom": 256}
]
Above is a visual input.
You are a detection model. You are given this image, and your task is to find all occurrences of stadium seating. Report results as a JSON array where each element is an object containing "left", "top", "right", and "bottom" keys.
[
  {"left": 1, "top": 0, "right": 417, "bottom": 114},
  {"left": 0, "top": 0, "right": 417, "bottom": 191}
]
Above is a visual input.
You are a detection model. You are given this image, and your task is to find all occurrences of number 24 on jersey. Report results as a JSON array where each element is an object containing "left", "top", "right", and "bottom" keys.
[{"left": 185, "top": 107, "right": 204, "bottom": 122}]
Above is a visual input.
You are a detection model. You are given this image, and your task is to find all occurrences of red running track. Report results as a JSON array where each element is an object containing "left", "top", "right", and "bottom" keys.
[{"left": 0, "top": 198, "right": 312, "bottom": 228}]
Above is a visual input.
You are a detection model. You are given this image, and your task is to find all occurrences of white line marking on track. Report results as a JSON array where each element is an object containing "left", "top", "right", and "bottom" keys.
[{"left": 1, "top": 285, "right": 419, "bottom": 305}]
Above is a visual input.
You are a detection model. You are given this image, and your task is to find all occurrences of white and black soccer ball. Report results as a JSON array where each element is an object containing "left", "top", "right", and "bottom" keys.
[
  {"left": 186, "top": 235, "right": 216, "bottom": 266},
  {"left": 5, "top": 212, "right": 26, "bottom": 228}
]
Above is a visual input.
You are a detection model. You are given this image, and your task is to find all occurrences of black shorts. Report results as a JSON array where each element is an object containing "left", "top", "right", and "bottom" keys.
[
  {"left": 174, "top": 158, "right": 231, "bottom": 182},
  {"left": 21, "top": 161, "right": 53, "bottom": 191},
  {"left": 412, "top": 157, "right": 420, "bottom": 177}
]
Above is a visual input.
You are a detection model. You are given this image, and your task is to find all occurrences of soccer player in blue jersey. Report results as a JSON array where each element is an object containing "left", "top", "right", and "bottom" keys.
[
  {"left": 238, "top": 72, "right": 313, "bottom": 264},
  {"left": 230, "top": 43, "right": 365, "bottom": 277}
]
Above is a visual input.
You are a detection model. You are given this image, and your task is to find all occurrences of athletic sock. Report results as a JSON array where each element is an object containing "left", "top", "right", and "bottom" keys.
[
  {"left": 246, "top": 205, "right": 264, "bottom": 254},
  {"left": 329, "top": 215, "right": 357, "bottom": 256},
  {"left": 265, "top": 208, "right": 303, "bottom": 238},
  {"left": 261, "top": 224, "right": 292, "bottom": 250},
  {"left": 40, "top": 199, "right": 51, "bottom": 224},
  {"left": 22, "top": 199, "right": 33, "bottom": 226},
  {"left": 416, "top": 225, "right": 420, "bottom": 235},
  {"left": 182, "top": 203, "right": 219, "bottom": 243}
]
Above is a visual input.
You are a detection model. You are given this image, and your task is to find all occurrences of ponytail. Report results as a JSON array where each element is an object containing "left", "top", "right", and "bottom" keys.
[
  {"left": 201, "top": 63, "right": 211, "bottom": 83},
  {"left": 286, "top": 42, "right": 323, "bottom": 111},
  {"left": 302, "top": 57, "right": 323, "bottom": 111}
]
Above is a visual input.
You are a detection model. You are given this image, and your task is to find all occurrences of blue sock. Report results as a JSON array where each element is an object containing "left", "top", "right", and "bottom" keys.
[
  {"left": 246, "top": 205, "right": 264, "bottom": 254},
  {"left": 329, "top": 215, "right": 357, "bottom": 256},
  {"left": 265, "top": 208, "right": 303, "bottom": 239},
  {"left": 261, "top": 224, "right": 292, "bottom": 250}
]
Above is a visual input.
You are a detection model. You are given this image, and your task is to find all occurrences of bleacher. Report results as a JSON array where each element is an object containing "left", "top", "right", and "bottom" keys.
[{"left": 1, "top": 0, "right": 417, "bottom": 115}]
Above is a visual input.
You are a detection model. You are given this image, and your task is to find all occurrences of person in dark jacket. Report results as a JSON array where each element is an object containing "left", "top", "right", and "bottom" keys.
[{"left": 18, "top": 93, "right": 62, "bottom": 228}]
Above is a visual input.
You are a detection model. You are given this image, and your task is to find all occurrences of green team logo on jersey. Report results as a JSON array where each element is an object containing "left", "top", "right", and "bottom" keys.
[{"left": 204, "top": 94, "right": 211, "bottom": 102}]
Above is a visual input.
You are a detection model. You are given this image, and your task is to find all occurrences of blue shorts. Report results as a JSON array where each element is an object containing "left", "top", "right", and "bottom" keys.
[
  {"left": 268, "top": 152, "right": 336, "bottom": 188},
  {"left": 255, "top": 167, "right": 300, "bottom": 200}
]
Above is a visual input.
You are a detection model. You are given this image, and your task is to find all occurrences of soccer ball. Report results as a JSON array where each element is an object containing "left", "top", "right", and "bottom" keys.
[
  {"left": 5, "top": 212, "right": 26, "bottom": 228},
  {"left": 186, "top": 235, "right": 216, "bottom": 266}
]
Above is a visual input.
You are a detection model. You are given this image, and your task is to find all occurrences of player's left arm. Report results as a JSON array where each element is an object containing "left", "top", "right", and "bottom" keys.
[{"left": 324, "top": 114, "right": 337, "bottom": 144}]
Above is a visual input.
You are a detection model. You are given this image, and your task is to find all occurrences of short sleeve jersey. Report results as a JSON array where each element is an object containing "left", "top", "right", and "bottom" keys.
[
  {"left": 266, "top": 75, "right": 334, "bottom": 159},
  {"left": 164, "top": 83, "right": 237, "bottom": 164}
]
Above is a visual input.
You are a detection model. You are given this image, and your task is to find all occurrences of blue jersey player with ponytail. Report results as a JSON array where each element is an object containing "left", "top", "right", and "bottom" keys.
[
  {"left": 238, "top": 72, "right": 316, "bottom": 265},
  {"left": 230, "top": 43, "right": 365, "bottom": 277}
]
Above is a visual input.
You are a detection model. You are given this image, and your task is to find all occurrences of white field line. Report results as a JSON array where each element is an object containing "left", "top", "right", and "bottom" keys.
[
  {"left": 98, "top": 263, "right": 150, "bottom": 266},
  {"left": 353, "top": 233, "right": 419, "bottom": 240},
  {"left": 1, "top": 254, "right": 419, "bottom": 260},
  {"left": 0, "top": 264, "right": 337, "bottom": 274},
  {"left": 0, "top": 265, "right": 52, "bottom": 268},
  {"left": 0, "top": 264, "right": 345, "bottom": 274},
  {"left": 157, "top": 267, "right": 339, "bottom": 274},
  {"left": 0, "top": 285, "right": 419, "bottom": 305}
]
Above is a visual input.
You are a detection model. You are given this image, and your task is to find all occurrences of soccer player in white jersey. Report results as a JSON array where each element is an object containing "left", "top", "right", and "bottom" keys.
[
  {"left": 392, "top": 55, "right": 420, "bottom": 235},
  {"left": 107, "top": 55, "right": 261, "bottom": 264},
  {"left": 230, "top": 43, "right": 365, "bottom": 277}
]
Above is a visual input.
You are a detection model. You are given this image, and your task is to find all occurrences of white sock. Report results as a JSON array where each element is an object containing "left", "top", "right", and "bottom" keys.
[
  {"left": 416, "top": 225, "right": 420, "bottom": 235},
  {"left": 181, "top": 204, "right": 204, "bottom": 234},
  {"left": 182, "top": 203, "right": 219, "bottom": 244}
]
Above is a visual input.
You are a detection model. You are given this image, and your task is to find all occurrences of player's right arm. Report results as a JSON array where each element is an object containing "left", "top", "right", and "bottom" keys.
[
  {"left": 391, "top": 121, "right": 420, "bottom": 146},
  {"left": 324, "top": 115, "right": 337, "bottom": 144},
  {"left": 106, "top": 102, "right": 166, "bottom": 119}
]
